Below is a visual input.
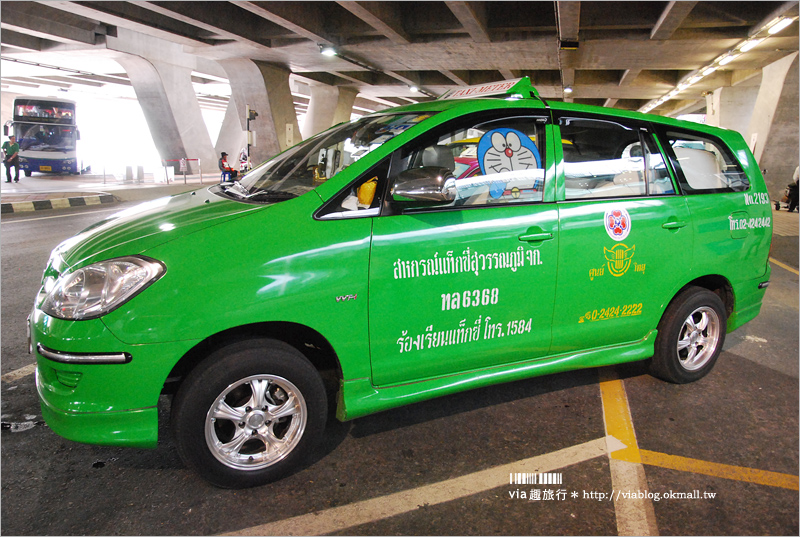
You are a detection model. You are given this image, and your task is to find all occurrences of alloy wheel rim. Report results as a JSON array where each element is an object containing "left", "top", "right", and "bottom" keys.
[
  {"left": 204, "top": 374, "right": 307, "bottom": 471},
  {"left": 676, "top": 306, "right": 720, "bottom": 371}
]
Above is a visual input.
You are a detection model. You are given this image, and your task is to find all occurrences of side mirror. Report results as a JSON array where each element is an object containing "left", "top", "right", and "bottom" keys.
[{"left": 392, "top": 167, "right": 457, "bottom": 205}]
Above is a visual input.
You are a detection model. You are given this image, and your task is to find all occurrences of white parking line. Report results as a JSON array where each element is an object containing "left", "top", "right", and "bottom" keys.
[
  {"left": 599, "top": 369, "right": 659, "bottom": 536},
  {"left": 1, "top": 364, "right": 37, "bottom": 383},
  {"left": 608, "top": 458, "right": 659, "bottom": 536},
  {"left": 223, "top": 436, "right": 621, "bottom": 536}
]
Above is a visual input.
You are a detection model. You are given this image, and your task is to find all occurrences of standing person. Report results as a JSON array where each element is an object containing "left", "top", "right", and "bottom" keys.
[
  {"left": 2, "top": 135, "right": 20, "bottom": 183},
  {"left": 788, "top": 166, "right": 799, "bottom": 213}
]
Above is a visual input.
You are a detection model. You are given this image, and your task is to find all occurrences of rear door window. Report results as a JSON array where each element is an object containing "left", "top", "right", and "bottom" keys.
[{"left": 559, "top": 117, "right": 672, "bottom": 199}]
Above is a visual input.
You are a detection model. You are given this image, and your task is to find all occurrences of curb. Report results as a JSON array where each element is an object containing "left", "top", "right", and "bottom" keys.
[{"left": 1, "top": 194, "right": 119, "bottom": 214}]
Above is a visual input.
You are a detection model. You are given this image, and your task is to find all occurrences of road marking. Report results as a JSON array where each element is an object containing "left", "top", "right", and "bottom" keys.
[
  {"left": 599, "top": 369, "right": 659, "bottom": 536},
  {"left": 600, "top": 368, "right": 800, "bottom": 494},
  {"left": 639, "top": 450, "right": 799, "bottom": 491},
  {"left": 2, "top": 364, "right": 36, "bottom": 383},
  {"left": 770, "top": 257, "right": 799, "bottom": 276},
  {"left": 224, "top": 436, "right": 619, "bottom": 536},
  {"left": 0, "top": 207, "right": 119, "bottom": 224}
]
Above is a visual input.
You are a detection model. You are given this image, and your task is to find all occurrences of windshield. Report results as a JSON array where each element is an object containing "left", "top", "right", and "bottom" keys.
[
  {"left": 16, "top": 124, "right": 76, "bottom": 152},
  {"left": 14, "top": 100, "right": 75, "bottom": 124},
  {"left": 221, "top": 113, "right": 434, "bottom": 201}
]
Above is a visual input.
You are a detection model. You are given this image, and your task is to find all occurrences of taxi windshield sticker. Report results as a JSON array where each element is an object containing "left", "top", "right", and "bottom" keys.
[{"left": 477, "top": 128, "right": 540, "bottom": 175}]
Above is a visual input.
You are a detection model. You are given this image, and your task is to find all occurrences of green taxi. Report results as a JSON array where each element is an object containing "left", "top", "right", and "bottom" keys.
[{"left": 31, "top": 78, "right": 772, "bottom": 488}]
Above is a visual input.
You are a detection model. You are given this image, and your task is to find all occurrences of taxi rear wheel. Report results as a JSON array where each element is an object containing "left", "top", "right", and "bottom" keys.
[
  {"left": 171, "top": 339, "right": 327, "bottom": 488},
  {"left": 650, "top": 286, "right": 727, "bottom": 384}
]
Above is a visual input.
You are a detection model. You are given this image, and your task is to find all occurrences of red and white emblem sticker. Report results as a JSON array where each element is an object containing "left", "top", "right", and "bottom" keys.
[{"left": 604, "top": 208, "right": 631, "bottom": 241}]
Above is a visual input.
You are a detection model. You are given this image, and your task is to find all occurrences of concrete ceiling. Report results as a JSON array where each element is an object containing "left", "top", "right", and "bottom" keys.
[{"left": 1, "top": 1, "right": 798, "bottom": 117}]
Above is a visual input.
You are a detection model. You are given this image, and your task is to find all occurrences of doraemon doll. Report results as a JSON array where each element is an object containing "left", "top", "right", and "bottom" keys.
[{"left": 477, "top": 128, "right": 540, "bottom": 175}]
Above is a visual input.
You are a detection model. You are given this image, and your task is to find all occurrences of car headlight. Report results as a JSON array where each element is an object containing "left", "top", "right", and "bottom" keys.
[{"left": 40, "top": 256, "right": 165, "bottom": 320}]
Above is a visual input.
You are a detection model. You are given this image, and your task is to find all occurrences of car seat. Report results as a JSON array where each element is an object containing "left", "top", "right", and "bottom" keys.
[
  {"left": 673, "top": 147, "right": 725, "bottom": 190},
  {"left": 422, "top": 145, "right": 456, "bottom": 172}
]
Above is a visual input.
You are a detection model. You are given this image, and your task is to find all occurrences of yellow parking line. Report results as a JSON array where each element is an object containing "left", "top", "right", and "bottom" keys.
[
  {"left": 640, "top": 450, "right": 799, "bottom": 491},
  {"left": 598, "top": 370, "right": 658, "bottom": 536},
  {"left": 770, "top": 257, "right": 799, "bottom": 276},
  {"left": 599, "top": 372, "right": 641, "bottom": 463},
  {"left": 599, "top": 369, "right": 799, "bottom": 492}
]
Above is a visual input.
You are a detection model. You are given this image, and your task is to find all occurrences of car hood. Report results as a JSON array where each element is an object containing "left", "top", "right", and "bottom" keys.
[{"left": 52, "top": 187, "right": 263, "bottom": 270}]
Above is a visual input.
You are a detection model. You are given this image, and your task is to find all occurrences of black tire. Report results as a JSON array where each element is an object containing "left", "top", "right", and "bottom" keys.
[
  {"left": 650, "top": 286, "right": 727, "bottom": 384},
  {"left": 24, "top": 170, "right": 32, "bottom": 177},
  {"left": 171, "top": 339, "right": 327, "bottom": 488}
]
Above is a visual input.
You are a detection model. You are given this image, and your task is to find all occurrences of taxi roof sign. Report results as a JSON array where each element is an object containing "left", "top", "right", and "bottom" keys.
[{"left": 438, "top": 77, "right": 540, "bottom": 100}]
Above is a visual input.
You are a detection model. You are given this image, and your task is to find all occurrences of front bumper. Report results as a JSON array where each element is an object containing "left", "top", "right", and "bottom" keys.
[
  {"left": 36, "top": 366, "right": 158, "bottom": 448},
  {"left": 19, "top": 157, "right": 78, "bottom": 174},
  {"left": 31, "top": 308, "right": 199, "bottom": 448}
]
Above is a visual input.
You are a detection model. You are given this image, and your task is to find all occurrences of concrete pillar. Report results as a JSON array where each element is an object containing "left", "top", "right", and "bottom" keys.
[
  {"left": 301, "top": 86, "right": 358, "bottom": 139},
  {"left": 220, "top": 60, "right": 299, "bottom": 166},
  {"left": 745, "top": 52, "right": 799, "bottom": 198},
  {"left": 214, "top": 99, "right": 247, "bottom": 171},
  {"left": 704, "top": 86, "right": 759, "bottom": 136},
  {"left": 333, "top": 88, "right": 358, "bottom": 126},
  {"left": 115, "top": 55, "right": 216, "bottom": 174},
  {"left": 1, "top": 91, "right": 23, "bottom": 134}
]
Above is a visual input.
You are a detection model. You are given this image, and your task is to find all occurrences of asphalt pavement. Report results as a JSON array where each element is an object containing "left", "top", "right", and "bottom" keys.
[{"left": 0, "top": 174, "right": 797, "bottom": 535}]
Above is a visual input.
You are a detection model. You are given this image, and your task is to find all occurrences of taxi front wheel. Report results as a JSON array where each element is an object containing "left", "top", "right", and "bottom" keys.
[
  {"left": 650, "top": 286, "right": 727, "bottom": 384},
  {"left": 171, "top": 339, "right": 327, "bottom": 488}
]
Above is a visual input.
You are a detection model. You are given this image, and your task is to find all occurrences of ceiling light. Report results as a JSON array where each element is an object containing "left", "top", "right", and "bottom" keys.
[
  {"left": 563, "top": 86, "right": 573, "bottom": 94},
  {"left": 768, "top": 17, "right": 794, "bottom": 35},
  {"left": 702, "top": 66, "right": 718, "bottom": 76},
  {"left": 719, "top": 54, "right": 739, "bottom": 66},
  {"left": 409, "top": 85, "right": 419, "bottom": 93},
  {"left": 739, "top": 38, "right": 765, "bottom": 52},
  {"left": 319, "top": 45, "right": 337, "bottom": 56},
  {"left": 688, "top": 76, "right": 703, "bottom": 84}
]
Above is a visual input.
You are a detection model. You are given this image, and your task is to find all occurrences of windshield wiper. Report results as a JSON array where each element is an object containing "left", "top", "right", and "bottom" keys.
[{"left": 220, "top": 180, "right": 249, "bottom": 198}]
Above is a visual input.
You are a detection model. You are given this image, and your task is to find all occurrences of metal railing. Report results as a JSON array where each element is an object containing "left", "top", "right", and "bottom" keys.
[{"left": 162, "top": 158, "right": 203, "bottom": 184}]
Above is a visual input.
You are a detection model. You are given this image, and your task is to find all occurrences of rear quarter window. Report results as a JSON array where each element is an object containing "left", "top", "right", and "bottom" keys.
[{"left": 662, "top": 130, "right": 749, "bottom": 194}]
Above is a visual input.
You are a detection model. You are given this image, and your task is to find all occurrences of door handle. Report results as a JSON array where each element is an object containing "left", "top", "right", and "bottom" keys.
[
  {"left": 662, "top": 221, "right": 687, "bottom": 230},
  {"left": 518, "top": 232, "right": 553, "bottom": 242}
]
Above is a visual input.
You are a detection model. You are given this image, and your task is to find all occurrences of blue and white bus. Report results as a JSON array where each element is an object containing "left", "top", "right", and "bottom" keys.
[{"left": 4, "top": 96, "right": 80, "bottom": 176}]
